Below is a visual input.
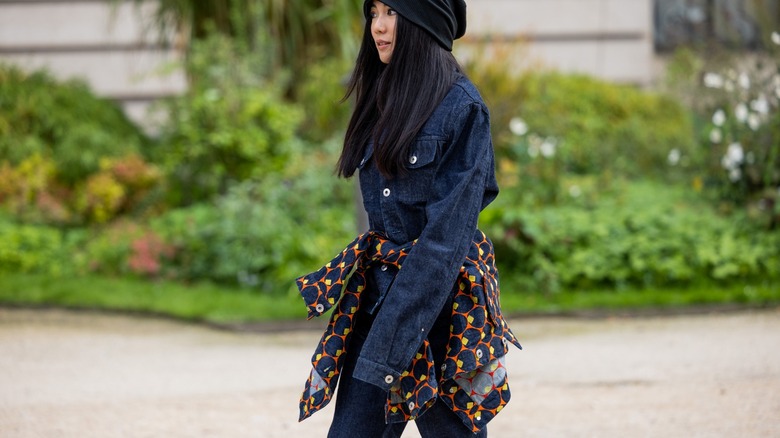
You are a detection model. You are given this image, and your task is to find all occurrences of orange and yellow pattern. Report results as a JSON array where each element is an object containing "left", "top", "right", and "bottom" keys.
[{"left": 296, "top": 231, "right": 521, "bottom": 432}]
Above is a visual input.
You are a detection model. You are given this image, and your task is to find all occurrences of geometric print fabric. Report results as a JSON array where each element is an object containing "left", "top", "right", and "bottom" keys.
[{"left": 295, "top": 230, "right": 522, "bottom": 433}]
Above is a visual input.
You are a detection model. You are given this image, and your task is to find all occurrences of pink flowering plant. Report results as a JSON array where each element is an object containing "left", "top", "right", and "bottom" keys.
[{"left": 698, "top": 31, "right": 780, "bottom": 225}]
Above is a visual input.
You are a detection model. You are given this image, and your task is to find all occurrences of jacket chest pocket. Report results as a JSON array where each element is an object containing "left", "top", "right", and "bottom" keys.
[{"left": 392, "top": 139, "right": 441, "bottom": 205}]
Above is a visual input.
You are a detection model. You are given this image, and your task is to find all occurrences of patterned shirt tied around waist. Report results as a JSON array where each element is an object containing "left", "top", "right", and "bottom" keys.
[{"left": 296, "top": 230, "right": 522, "bottom": 432}]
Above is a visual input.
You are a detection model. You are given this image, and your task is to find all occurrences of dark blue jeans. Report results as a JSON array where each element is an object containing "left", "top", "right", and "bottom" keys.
[{"left": 328, "top": 307, "right": 487, "bottom": 438}]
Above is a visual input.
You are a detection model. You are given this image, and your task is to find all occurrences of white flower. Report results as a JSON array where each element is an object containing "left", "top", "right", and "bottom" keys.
[
  {"left": 569, "top": 185, "right": 582, "bottom": 198},
  {"left": 748, "top": 113, "right": 761, "bottom": 131},
  {"left": 703, "top": 73, "right": 723, "bottom": 88},
  {"left": 721, "top": 143, "right": 744, "bottom": 173},
  {"left": 772, "top": 31, "right": 780, "bottom": 45},
  {"left": 738, "top": 72, "right": 750, "bottom": 90},
  {"left": 735, "top": 103, "right": 749, "bottom": 122},
  {"left": 726, "top": 142, "right": 745, "bottom": 166},
  {"left": 710, "top": 128, "right": 722, "bottom": 143},
  {"left": 728, "top": 142, "right": 744, "bottom": 162},
  {"left": 751, "top": 96, "right": 770, "bottom": 115},
  {"left": 540, "top": 138, "right": 557, "bottom": 158},
  {"left": 509, "top": 117, "right": 528, "bottom": 136},
  {"left": 668, "top": 148, "right": 681, "bottom": 165},
  {"left": 729, "top": 168, "right": 742, "bottom": 182},
  {"left": 712, "top": 109, "right": 726, "bottom": 126}
]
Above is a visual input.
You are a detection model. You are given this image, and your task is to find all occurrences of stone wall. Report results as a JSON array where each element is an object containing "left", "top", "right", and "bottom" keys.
[
  {"left": 0, "top": 0, "right": 656, "bottom": 128},
  {"left": 462, "top": 0, "right": 654, "bottom": 84},
  {"left": 0, "top": 0, "right": 186, "bottom": 126}
]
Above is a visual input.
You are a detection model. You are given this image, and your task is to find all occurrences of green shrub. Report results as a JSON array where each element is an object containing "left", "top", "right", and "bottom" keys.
[
  {"left": 466, "top": 63, "right": 697, "bottom": 181},
  {"left": 297, "top": 58, "right": 353, "bottom": 143},
  {"left": 153, "top": 33, "right": 303, "bottom": 206},
  {"left": 0, "top": 154, "right": 69, "bottom": 223},
  {"left": 0, "top": 152, "right": 162, "bottom": 226},
  {"left": 74, "top": 220, "right": 149, "bottom": 276},
  {"left": 0, "top": 64, "right": 148, "bottom": 183},
  {"left": 74, "top": 155, "right": 163, "bottom": 224},
  {"left": 669, "top": 43, "right": 780, "bottom": 227},
  {"left": 0, "top": 217, "right": 77, "bottom": 275},
  {"left": 149, "top": 138, "right": 355, "bottom": 293},
  {"left": 484, "top": 180, "right": 780, "bottom": 293},
  {"left": 0, "top": 65, "right": 162, "bottom": 225}
]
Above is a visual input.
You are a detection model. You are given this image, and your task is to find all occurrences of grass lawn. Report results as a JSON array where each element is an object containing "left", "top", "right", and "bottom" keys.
[
  {"left": 1, "top": 273, "right": 778, "bottom": 326},
  {"left": 0, "top": 273, "right": 306, "bottom": 324}
]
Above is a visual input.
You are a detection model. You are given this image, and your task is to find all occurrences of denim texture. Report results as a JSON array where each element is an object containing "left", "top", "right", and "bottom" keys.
[{"left": 354, "top": 74, "right": 499, "bottom": 393}]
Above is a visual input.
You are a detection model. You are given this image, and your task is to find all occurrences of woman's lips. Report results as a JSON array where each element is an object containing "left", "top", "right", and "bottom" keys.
[{"left": 376, "top": 40, "right": 391, "bottom": 50}]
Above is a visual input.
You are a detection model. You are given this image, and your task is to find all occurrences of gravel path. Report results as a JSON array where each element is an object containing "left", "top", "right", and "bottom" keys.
[{"left": 1, "top": 307, "right": 779, "bottom": 437}]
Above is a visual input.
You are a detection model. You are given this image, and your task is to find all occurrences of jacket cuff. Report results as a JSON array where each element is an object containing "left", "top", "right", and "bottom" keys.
[{"left": 352, "top": 356, "right": 401, "bottom": 392}]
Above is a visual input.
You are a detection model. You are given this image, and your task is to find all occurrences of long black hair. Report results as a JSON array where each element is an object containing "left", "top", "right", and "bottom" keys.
[{"left": 337, "top": 13, "right": 461, "bottom": 178}]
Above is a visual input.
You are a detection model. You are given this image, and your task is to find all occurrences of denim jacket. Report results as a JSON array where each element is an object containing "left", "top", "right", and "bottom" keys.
[{"left": 353, "top": 74, "right": 502, "bottom": 389}]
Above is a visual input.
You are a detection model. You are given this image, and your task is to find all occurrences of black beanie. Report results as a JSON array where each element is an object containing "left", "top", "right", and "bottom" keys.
[{"left": 363, "top": 0, "right": 467, "bottom": 51}]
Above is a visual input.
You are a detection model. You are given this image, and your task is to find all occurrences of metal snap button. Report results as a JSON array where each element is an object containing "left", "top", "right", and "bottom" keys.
[
  {"left": 384, "top": 375, "right": 394, "bottom": 384},
  {"left": 315, "top": 304, "right": 324, "bottom": 313},
  {"left": 409, "top": 155, "right": 418, "bottom": 164},
  {"left": 382, "top": 188, "right": 391, "bottom": 197},
  {"left": 408, "top": 401, "right": 415, "bottom": 410},
  {"left": 380, "top": 265, "right": 388, "bottom": 272},
  {"left": 476, "top": 349, "right": 483, "bottom": 359}
]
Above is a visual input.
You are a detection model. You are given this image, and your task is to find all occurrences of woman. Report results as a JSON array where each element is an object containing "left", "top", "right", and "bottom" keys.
[{"left": 295, "top": 1, "right": 521, "bottom": 436}]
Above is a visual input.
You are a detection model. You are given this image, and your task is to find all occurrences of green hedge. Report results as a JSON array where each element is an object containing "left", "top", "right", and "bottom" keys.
[
  {"left": 483, "top": 180, "right": 780, "bottom": 293},
  {"left": 663, "top": 47, "right": 780, "bottom": 227},
  {"left": 148, "top": 139, "right": 355, "bottom": 292},
  {"left": 152, "top": 34, "right": 303, "bottom": 206},
  {"left": 56, "top": 139, "right": 356, "bottom": 293},
  {"left": 0, "top": 217, "right": 73, "bottom": 276},
  {"left": 3, "top": 52, "right": 774, "bottom": 303},
  {"left": 0, "top": 65, "right": 161, "bottom": 225},
  {"left": 0, "top": 64, "right": 147, "bottom": 183},
  {"left": 466, "top": 66, "right": 697, "bottom": 179}
]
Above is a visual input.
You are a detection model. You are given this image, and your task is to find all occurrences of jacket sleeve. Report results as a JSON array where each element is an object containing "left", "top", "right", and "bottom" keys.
[{"left": 352, "top": 102, "right": 496, "bottom": 391}]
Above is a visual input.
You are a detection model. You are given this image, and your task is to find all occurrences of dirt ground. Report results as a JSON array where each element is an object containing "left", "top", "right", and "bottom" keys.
[{"left": 1, "top": 307, "right": 779, "bottom": 437}]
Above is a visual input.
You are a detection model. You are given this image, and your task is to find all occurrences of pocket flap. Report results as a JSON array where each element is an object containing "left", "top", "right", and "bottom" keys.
[{"left": 406, "top": 139, "right": 439, "bottom": 169}]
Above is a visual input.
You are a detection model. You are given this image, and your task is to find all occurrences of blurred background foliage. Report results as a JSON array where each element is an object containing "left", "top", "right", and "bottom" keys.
[
  {"left": 1, "top": 0, "right": 778, "bottom": 319},
  {"left": 129, "top": 0, "right": 363, "bottom": 97},
  {"left": 0, "top": 66, "right": 160, "bottom": 226}
]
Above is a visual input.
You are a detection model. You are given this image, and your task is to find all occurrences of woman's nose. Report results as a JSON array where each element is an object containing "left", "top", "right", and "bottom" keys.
[{"left": 373, "top": 16, "right": 386, "bottom": 34}]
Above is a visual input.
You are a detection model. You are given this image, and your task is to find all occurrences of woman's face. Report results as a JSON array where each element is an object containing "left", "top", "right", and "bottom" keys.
[{"left": 369, "top": 1, "right": 397, "bottom": 64}]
